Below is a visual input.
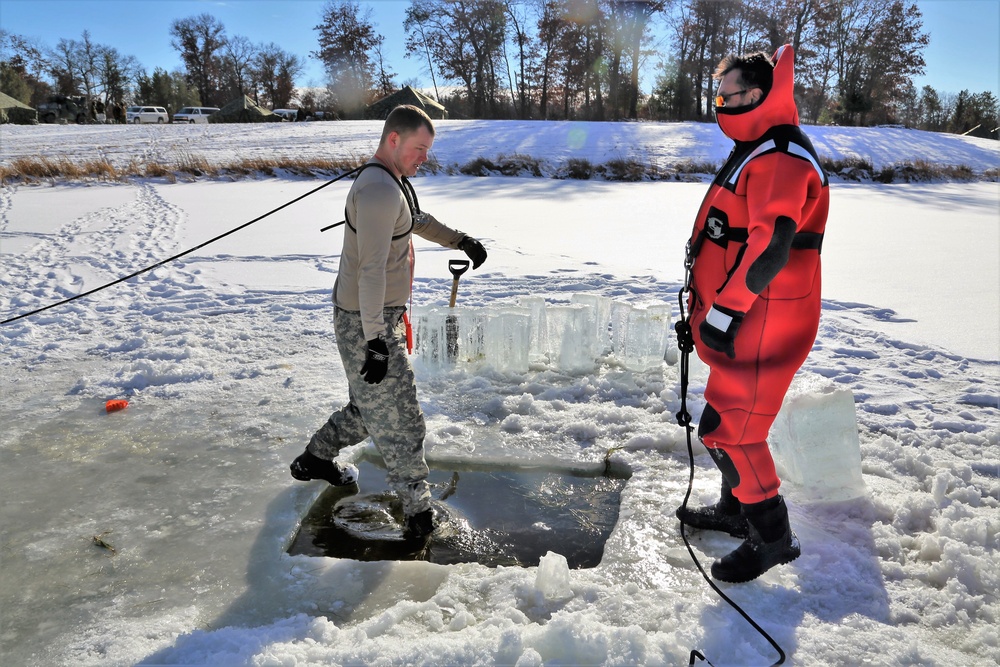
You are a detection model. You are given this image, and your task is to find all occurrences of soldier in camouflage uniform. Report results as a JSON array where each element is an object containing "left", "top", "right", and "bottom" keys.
[{"left": 290, "top": 105, "right": 487, "bottom": 538}]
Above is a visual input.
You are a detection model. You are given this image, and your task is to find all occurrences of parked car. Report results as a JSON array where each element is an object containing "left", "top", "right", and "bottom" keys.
[
  {"left": 126, "top": 106, "right": 169, "bottom": 124},
  {"left": 173, "top": 106, "right": 220, "bottom": 124},
  {"left": 272, "top": 108, "right": 298, "bottom": 122}
]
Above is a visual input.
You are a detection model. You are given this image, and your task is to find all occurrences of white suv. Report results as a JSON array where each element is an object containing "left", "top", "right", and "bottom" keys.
[
  {"left": 126, "top": 106, "right": 169, "bottom": 124},
  {"left": 173, "top": 106, "right": 219, "bottom": 124}
]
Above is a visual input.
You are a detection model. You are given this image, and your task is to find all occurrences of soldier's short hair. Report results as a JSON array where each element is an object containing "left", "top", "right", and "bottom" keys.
[{"left": 380, "top": 105, "right": 435, "bottom": 145}]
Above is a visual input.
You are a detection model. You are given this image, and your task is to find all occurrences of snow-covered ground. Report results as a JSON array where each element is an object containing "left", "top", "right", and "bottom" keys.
[{"left": 0, "top": 121, "right": 998, "bottom": 666}]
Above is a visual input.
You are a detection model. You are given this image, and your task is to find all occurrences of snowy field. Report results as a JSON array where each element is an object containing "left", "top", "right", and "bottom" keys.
[{"left": 0, "top": 120, "right": 998, "bottom": 666}]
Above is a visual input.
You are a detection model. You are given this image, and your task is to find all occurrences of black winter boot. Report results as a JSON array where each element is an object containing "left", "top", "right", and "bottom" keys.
[
  {"left": 675, "top": 478, "right": 749, "bottom": 539},
  {"left": 405, "top": 507, "right": 437, "bottom": 540},
  {"left": 289, "top": 449, "right": 359, "bottom": 486},
  {"left": 711, "top": 495, "right": 800, "bottom": 583}
]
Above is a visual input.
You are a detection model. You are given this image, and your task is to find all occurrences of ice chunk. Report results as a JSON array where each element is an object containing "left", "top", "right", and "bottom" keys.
[
  {"left": 535, "top": 551, "right": 572, "bottom": 599},
  {"left": 456, "top": 307, "right": 487, "bottom": 364},
  {"left": 610, "top": 301, "right": 632, "bottom": 360},
  {"left": 485, "top": 308, "right": 532, "bottom": 372},
  {"left": 770, "top": 374, "right": 867, "bottom": 502},
  {"left": 618, "top": 303, "right": 672, "bottom": 371},
  {"left": 413, "top": 308, "right": 449, "bottom": 371},
  {"left": 571, "top": 293, "right": 612, "bottom": 354},
  {"left": 546, "top": 303, "right": 598, "bottom": 373},
  {"left": 518, "top": 296, "right": 549, "bottom": 363}
]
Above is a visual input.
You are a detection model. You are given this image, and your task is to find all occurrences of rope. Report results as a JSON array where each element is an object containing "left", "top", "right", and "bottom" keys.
[
  {"left": 1, "top": 166, "right": 364, "bottom": 326},
  {"left": 674, "top": 284, "right": 786, "bottom": 667}
]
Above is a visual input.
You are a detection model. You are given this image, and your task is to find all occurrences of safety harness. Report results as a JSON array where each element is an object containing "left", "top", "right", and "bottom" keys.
[
  {"left": 322, "top": 160, "right": 422, "bottom": 353},
  {"left": 320, "top": 161, "right": 421, "bottom": 235},
  {"left": 686, "top": 124, "right": 826, "bottom": 270}
]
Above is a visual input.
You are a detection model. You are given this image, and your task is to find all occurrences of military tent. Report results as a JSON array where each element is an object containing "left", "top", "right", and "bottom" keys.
[
  {"left": 366, "top": 86, "right": 448, "bottom": 120},
  {"left": 0, "top": 91, "right": 37, "bottom": 124},
  {"left": 208, "top": 95, "right": 281, "bottom": 123}
]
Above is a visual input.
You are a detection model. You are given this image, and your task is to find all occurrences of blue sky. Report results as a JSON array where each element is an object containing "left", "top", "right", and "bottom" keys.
[{"left": 2, "top": 0, "right": 998, "bottom": 98}]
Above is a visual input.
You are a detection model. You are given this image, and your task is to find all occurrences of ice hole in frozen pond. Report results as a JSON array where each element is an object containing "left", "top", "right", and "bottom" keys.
[{"left": 288, "top": 456, "right": 630, "bottom": 568}]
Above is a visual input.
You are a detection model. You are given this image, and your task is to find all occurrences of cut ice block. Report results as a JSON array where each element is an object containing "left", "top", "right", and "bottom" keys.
[
  {"left": 456, "top": 307, "right": 487, "bottom": 364},
  {"left": 769, "top": 374, "right": 866, "bottom": 502},
  {"left": 485, "top": 308, "right": 532, "bottom": 372},
  {"left": 619, "top": 303, "right": 672, "bottom": 371},
  {"left": 546, "top": 303, "right": 598, "bottom": 373},
  {"left": 519, "top": 296, "right": 549, "bottom": 363},
  {"left": 413, "top": 308, "right": 449, "bottom": 370},
  {"left": 571, "top": 294, "right": 612, "bottom": 354},
  {"left": 536, "top": 551, "right": 572, "bottom": 599},
  {"left": 610, "top": 301, "right": 632, "bottom": 359}
]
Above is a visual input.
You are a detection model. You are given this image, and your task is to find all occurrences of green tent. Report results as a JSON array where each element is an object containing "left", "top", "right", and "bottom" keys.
[
  {"left": 0, "top": 91, "right": 37, "bottom": 124},
  {"left": 208, "top": 95, "right": 281, "bottom": 124},
  {"left": 366, "top": 86, "right": 448, "bottom": 120}
]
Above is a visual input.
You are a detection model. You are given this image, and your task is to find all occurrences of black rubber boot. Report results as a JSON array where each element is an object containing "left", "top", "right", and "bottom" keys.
[
  {"left": 675, "top": 478, "right": 749, "bottom": 539},
  {"left": 710, "top": 495, "right": 800, "bottom": 584},
  {"left": 289, "top": 449, "right": 359, "bottom": 486},
  {"left": 405, "top": 507, "right": 437, "bottom": 540}
]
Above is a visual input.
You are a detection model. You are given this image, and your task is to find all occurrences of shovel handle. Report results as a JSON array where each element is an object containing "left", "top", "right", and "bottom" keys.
[{"left": 448, "top": 260, "right": 470, "bottom": 308}]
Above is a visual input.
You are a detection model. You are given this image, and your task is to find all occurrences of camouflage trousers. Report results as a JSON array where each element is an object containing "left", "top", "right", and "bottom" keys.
[{"left": 308, "top": 306, "right": 431, "bottom": 516}]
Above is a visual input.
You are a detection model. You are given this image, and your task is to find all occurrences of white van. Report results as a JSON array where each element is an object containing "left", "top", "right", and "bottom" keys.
[{"left": 173, "top": 107, "right": 220, "bottom": 124}]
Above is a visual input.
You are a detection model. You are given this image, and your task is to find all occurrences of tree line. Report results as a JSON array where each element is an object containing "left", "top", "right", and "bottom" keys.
[
  {"left": 0, "top": 20, "right": 304, "bottom": 115},
  {"left": 1, "top": 0, "right": 996, "bottom": 139}
]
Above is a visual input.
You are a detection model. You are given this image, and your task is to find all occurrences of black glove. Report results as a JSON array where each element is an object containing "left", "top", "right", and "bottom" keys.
[
  {"left": 360, "top": 337, "right": 389, "bottom": 384},
  {"left": 458, "top": 236, "right": 487, "bottom": 269},
  {"left": 699, "top": 305, "right": 744, "bottom": 359}
]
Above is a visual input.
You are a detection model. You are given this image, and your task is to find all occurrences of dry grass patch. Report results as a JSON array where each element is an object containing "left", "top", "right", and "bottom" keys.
[
  {"left": 561, "top": 158, "right": 594, "bottom": 179},
  {"left": 598, "top": 158, "right": 646, "bottom": 181},
  {"left": 1, "top": 156, "right": 120, "bottom": 182},
  {"left": 459, "top": 153, "right": 543, "bottom": 177},
  {"left": 1, "top": 152, "right": 989, "bottom": 185}
]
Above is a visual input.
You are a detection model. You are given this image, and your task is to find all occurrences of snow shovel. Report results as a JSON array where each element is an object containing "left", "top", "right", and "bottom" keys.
[{"left": 446, "top": 259, "right": 470, "bottom": 360}]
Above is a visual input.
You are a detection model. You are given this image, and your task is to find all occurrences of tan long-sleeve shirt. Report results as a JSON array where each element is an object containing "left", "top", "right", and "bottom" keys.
[{"left": 333, "top": 162, "right": 466, "bottom": 340}]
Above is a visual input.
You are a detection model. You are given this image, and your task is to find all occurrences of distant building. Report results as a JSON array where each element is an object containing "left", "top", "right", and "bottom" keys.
[
  {"left": 0, "top": 91, "right": 37, "bottom": 124},
  {"left": 209, "top": 95, "right": 282, "bottom": 123},
  {"left": 366, "top": 86, "right": 448, "bottom": 120}
]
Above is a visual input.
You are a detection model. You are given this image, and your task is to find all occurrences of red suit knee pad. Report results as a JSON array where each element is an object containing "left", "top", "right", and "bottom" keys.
[{"left": 704, "top": 440, "right": 780, "bottom": 504}]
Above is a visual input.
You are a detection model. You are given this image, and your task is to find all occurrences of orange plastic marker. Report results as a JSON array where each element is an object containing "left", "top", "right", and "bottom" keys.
[{"left": 105, "top": 399, "right": 129, "bottom": 413}]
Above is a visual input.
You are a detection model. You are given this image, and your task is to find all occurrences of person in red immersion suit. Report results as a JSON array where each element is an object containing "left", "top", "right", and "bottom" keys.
[{"left": 676, "top": 45, "right": 829, "bottom": 583}]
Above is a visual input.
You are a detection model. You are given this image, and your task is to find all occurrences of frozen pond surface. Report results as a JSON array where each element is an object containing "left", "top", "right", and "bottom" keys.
[{"left": 1, "top": 122, "right": 997, "bottom": 665}]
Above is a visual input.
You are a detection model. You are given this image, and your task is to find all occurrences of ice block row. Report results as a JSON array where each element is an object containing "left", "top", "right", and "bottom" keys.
[{"left": 412, "top": 294, "right": 674, "bottom": 374}]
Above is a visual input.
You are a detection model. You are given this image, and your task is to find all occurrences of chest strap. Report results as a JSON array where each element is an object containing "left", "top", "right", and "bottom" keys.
[
  {"left": 689, "top": 226, "right": 823, "bottom": 264},
  {"left": 320, "top": 162, "right": 420, "bottom": 238}
]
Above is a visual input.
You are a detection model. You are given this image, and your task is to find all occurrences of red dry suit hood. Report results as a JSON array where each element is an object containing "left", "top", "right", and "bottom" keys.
[{"left": 715, "top": 45, "right": 799, "bottom": 142}]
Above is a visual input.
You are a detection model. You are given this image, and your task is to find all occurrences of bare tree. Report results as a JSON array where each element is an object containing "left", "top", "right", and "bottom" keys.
[
  {"left": 404, "top": 1, "right": 442, "bottom": 100},
  {"left": 403, "top": 0, "right": 509, "bottom": 118},
  {"left": 170, "top": 13, "right": 227, "bottom": 107},
  {"left": 373, "top": 39, "right": 397, "bottom": 97},
  {"left": 255, "top": 43, "right": 303, "bottom": 109},
  {"left": 221, "top": 35, "right": 258, "bottom": 101},
  {"left": 818, "top": 0, "right": 927, "bottom": 125},
  {"left": 503, "top": 0, "right": 535, "bottom": 117},
  {"left": 97, "top": 47, "right": 139, "bottom": 108},
  {"left": 313, "top": 0, "right": 381, "bottom": 116}
]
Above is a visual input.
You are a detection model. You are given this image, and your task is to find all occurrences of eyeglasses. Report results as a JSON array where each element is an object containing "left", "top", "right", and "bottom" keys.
[{"left": 714, "top": 88, "right": 756, "bottom": 108}]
